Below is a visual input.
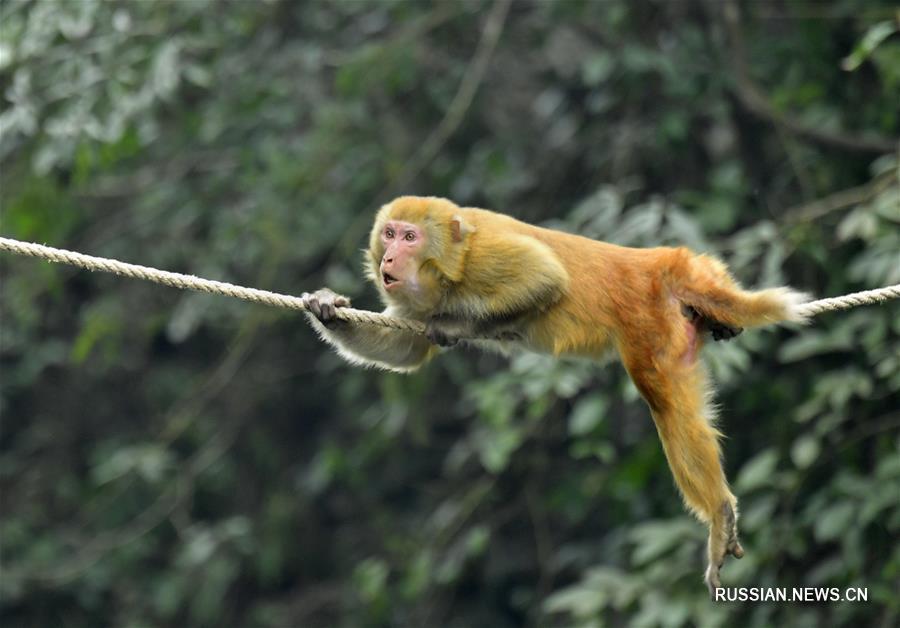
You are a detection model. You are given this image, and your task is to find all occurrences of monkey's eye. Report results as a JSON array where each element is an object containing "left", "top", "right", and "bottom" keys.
[
  {"left": 404, "top": 232, "right": 416, "bottom": 242},
  {"left": 384, "top": 228, "right": 394, "bottom": 239}
]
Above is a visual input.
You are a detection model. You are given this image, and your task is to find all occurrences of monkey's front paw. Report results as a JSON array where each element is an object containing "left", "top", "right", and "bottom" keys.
[
  {"left": 301, "top": 288, "right": 351, "bottom": 328},
  {"left": 425, "top": 321, "right": 459, "bottom": 347}
]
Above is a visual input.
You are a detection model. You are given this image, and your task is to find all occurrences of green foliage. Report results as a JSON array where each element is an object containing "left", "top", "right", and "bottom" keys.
[{"left": 1, "top": 1, "right": 898, "bottom": 627}]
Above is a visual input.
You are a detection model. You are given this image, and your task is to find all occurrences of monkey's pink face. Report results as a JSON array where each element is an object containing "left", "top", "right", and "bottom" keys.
[{"left": 379, "top": 220, "right": 427, "bottom": 292}]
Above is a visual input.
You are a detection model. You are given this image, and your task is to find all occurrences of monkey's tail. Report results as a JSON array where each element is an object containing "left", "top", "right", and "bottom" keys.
[{"left": 676, "top": 254, "right": 812, "bottom": 329}]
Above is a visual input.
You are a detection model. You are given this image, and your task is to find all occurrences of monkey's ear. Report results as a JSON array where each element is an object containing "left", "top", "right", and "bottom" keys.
[{"left": 450, "top": 215, "right": 475, "bottom": 243}]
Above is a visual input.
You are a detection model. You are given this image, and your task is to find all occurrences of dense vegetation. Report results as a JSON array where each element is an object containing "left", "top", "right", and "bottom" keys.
[{"left": 1, "top": 1, "right": 898, "bottom": 626}]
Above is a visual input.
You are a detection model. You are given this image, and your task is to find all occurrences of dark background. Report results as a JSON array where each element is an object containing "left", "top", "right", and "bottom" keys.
[{"left": 1, "top": 1, "right": 898, "bottom": 626}]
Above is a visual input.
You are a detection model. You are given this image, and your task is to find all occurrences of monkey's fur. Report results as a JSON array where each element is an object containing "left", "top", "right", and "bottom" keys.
[{"left": 302, "top": 196, "right": 810, "bottom": 593}]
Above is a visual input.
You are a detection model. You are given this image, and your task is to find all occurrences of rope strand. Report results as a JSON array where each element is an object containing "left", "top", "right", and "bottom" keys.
[{"left": 1, "top": 236, "right": 896, "bottom": 336}]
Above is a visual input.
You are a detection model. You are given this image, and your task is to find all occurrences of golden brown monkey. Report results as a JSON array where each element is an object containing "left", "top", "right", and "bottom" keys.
[{"left": 301, "top": 196, "right": 810, "bottom": 593}]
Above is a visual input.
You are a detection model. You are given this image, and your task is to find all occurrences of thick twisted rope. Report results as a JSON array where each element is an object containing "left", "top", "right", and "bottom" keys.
[
  {"left": 1, "top": 236, "right": 897, "bottom": 334},
  {"left": 793, "top": 284, "right": 900, "bottom": 317},
  {"left": 0, "top": 236, "right": 425, "bottom": 334}
]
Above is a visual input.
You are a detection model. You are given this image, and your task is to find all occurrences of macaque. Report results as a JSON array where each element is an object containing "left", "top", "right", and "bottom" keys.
[{"left": 302, "top": 196, "right": 809, "bottom": 593}]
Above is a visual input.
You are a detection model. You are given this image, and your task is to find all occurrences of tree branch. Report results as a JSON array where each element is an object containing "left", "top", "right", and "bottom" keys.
[{"left": 722, "top": 0, "right": 899, "bottom": 155}]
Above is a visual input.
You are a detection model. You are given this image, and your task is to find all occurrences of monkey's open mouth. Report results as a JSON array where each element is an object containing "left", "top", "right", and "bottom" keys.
[{"left": 382, "top": 272, "right": 399, "bottom": 287}]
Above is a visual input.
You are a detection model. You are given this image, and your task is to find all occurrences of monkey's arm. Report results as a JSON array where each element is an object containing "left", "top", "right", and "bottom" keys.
[
  {"left": 302, "top": 289, "right": 436, "bottom": 372},
  {"left": 446, "top": 231, "right": 569, "bottom": 316},
  {"left": 426, "top": 232, "right": 569, "bottom": 346}
]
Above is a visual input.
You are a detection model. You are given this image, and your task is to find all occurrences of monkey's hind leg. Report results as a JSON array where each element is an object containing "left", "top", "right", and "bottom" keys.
[{"left": 624, "top": 359, "right": 744, "bottom": 594}]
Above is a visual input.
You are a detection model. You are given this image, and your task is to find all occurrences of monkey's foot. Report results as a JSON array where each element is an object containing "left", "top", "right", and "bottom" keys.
[
  {"left": 705, "top": 501, "right": 745, "bottom": 596},
  {"left": 681, "top": 304, "right": 743, "bottom": 342},
  {"left": 708, "top": 319, "right": 743, "bottom": 342}
]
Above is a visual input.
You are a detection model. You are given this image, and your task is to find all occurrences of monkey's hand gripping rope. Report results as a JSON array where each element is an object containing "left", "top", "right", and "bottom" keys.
[{"left": 1, "top": 236, "right": 898, "bottom": 335}]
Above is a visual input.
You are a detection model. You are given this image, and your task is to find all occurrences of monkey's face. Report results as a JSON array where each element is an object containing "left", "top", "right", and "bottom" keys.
[
  {"left": 368, "top": 197, "right": 470, "bottom": 313},
  {"left": 378, "top": 220, "right": 427, "bottom": 293}
]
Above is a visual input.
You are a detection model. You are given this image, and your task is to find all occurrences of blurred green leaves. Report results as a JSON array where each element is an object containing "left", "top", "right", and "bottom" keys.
[{"left": 841, "top": 20, "right": 898, "bottom": 71}]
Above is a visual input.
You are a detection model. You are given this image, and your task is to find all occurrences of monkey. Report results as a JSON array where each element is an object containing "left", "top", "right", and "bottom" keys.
[{"left": 301, "top": 196, "right": 810, "bottom": 593}]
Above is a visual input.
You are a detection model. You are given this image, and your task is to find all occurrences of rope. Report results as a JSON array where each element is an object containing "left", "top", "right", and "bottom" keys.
[
  {"left": 0, "top": 236, "right": 425, "bottom": 334},
  {"left": 793, "top": 284, "right": 900, "bottom": 317},
  {"left": 1, "top": 236, "right": 897, "bottom": 336}
]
